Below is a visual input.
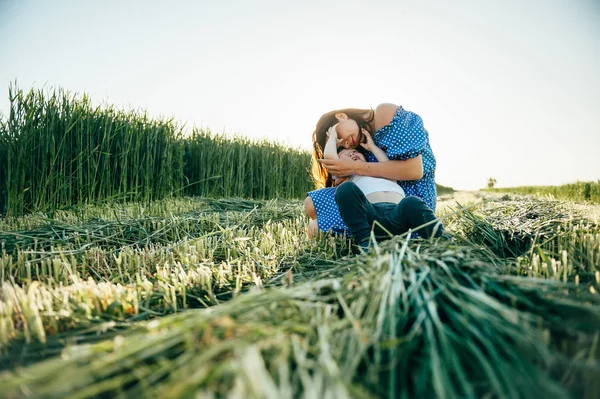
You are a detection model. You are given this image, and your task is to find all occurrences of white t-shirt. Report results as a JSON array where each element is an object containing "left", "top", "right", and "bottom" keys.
[{"left": 350, "top": 175, "right": 405, "bottom": 197}]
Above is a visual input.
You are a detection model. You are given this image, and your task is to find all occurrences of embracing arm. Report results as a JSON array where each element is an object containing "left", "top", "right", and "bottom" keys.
[
  {"left": 319, "top": 127, "right": 423, "bottom": 180},
  {"left": 318, "top": 155, "right": 423, "bottom": 181},
  {"left": 355, "top": 156, "right": 423, "bottom": 180}
]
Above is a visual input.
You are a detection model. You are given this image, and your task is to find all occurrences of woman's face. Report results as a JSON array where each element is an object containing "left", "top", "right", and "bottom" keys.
[{"left": 335, "top": 117, "right": 361, "bottom": 149}]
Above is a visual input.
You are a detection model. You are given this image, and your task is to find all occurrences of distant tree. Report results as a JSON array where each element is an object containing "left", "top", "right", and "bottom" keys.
[{"left": 487, "top": 177, "right": 497, "bottom": 188}]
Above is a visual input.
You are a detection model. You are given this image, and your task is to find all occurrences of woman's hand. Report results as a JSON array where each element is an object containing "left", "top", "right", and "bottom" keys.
[
  {"left": 359, "top": 129, "right": 375, "bottom": 152},
  {"left": 318, "top": 158, "right": 357, "bottom": 177}
]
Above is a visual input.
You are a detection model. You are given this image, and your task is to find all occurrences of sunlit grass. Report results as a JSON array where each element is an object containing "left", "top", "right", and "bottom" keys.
[
  {"left": 0, "top": 194, "right": 599, "bottom": 398},
  {"left": 485, "top": 181, "right": 600, "bottom": 204},
  {"left": 0, "top": 84, "right": 313, "bottom": 217}
]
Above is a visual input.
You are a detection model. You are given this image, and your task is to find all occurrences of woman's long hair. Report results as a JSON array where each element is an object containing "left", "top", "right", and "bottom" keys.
[{"left": 311, "top": 108, "right": 374, "bottom": 188}]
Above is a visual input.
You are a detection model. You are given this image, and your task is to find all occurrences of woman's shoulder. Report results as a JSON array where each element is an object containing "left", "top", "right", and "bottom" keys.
[{"left": 373, "top": 103, "right": 401, "bottom": 131}]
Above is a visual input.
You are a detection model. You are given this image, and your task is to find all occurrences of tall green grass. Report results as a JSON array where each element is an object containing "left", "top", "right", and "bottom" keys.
[
  {"left": 0, "top": 84, "right": 314, "bottom": 216},
  {"left": 183, "top": 129, "right": 312, "bottom": 199},
  {"left": 485, "top": 181, "right": 600, "bottom": 204},
  {"left": 0, "top": 118, "right": 8, "bottom": 215},
  {"left": 1, "top": 84, "right": 184, "bottom": 216}
]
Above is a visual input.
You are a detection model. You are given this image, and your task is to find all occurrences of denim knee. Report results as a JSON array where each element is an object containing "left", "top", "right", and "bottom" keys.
[
  {"left": 334, "top": 181, "right": 361, "bottom": 205},
  {"left": 397, "top": 196, "right": 425, "bottom": 213},
  {"left": 397, "top": 196, "right": 443, "bottom": 238}
]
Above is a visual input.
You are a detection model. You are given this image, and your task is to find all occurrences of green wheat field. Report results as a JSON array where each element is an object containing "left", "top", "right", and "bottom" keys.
[{"left": 0, "top": 86, "right": 599, "bottom": 398}]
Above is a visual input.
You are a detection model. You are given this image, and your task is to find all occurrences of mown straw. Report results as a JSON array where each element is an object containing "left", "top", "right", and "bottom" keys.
[
  {"left": 0, "top": 198, "right": 350, "bottom": 350},
  {"left": 1, "top": 235, "right": 599, "bottom": 398},
  {"left": 0, "top": 198, "right": 304, "bottom": 256},
  {"left": 450, "top": 196, "right": 600, "bottom": 282},
  {"left": 1, "top": 187, "right": 600, "bottom": 398}
]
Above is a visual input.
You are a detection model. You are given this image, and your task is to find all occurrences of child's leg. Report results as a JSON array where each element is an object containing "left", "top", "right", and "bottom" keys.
[
  {"left": 387, "top": 196, "right": 444, "bottom": 238},
  {"left": 334, "top": 182, "right": 377, "bottom": 245}
]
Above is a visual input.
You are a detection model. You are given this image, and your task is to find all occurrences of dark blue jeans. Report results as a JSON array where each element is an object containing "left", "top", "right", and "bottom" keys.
[{"left": 335, "top": 182, "right": 443, "bottom": 245}]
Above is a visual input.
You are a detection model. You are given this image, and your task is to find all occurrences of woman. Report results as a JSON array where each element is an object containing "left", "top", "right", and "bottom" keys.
[{"left": 305, "top": 103, "right": 438, "bottom": 238}]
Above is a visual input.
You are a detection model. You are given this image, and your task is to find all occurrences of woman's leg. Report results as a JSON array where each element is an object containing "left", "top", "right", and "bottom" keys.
[
  {"left": 304, "top": 196, "right": 318, "bottom": 238},
  {"left": 387, "top": 196, "right": 444, "bottom": 238},
  {"left": 306, "top": 188, "right": 352, "bottom": 236},
  {"left": 307, "top": 219, "right": 319, "bottom": 239},
  {"left": 304, "top": 196, "right": 317, "bottom": 220},
  {"left": 334, "top": 182, "right": 377, "bottom": 245}
]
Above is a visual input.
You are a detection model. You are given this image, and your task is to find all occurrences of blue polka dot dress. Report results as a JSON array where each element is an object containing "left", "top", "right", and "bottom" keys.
[{"left": 307, "top": 106, "right": 437, "bottom": 235}]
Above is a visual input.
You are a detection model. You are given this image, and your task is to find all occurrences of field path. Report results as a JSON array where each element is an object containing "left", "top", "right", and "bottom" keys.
[
  {"left": 438, "top": 190, "right": 600, "bottom": 221},
  {"left": 437, "top": 190, "right": 490, "bottom": 213}
]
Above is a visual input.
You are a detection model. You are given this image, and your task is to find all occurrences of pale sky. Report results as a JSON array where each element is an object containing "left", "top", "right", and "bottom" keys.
[{"left": 1, "top": 0, "right": 599, "bottom": 190}]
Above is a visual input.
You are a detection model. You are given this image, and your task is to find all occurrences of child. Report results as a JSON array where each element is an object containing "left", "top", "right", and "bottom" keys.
[{"left": 324, "top": 124, "right": 445, "bottom": 248}]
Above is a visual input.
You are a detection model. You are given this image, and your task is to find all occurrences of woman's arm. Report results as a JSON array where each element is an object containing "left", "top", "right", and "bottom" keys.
[
  {"left": 356, "top": 156, "right": 423, "bottom": 180},
  {"left": 320, "top": 127, "right": 423, "bottom": 180},
  {"left": 318, "top": 155, "right": 423, "bottom": 181}
]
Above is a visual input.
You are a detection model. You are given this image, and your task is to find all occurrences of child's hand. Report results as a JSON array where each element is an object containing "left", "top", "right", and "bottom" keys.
[
  {"left": 326, "top": 125, "right": 344, "bottom": 146},
  {"left": 325, "top": 125, "right": 338, "bottom": 139},
  {"left": 359, "top": 129, "right": 375, "bottom": 151}
]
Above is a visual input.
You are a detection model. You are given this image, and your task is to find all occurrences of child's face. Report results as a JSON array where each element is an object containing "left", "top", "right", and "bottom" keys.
[{"left": 338, "top": 149, "right": 366, "bottom": 163}]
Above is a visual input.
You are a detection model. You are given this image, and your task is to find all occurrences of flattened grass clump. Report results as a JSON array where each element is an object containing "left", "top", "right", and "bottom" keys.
[
  {"left": 1, "top": 238, "right": 599, "bottom": 398},
  {"left": 453, "top": 197, "right": 600, "bottom": 281},
  {"left": 0, "top": 198, "right": 303, "bottom": 256},
  {"left": 0, "top": 198, "right": 350, "bottom": 353},
  {"left": 1, "top": 195, "right": 599, "bottom": 398}
]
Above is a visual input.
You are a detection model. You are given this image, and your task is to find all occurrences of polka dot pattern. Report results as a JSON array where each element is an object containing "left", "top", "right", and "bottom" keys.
[
  {"left": 307, "top": 187, "right": 349, "bottom": 234},
  {"left": 308, "top": 106, "right": 438, "bottom": 235}
]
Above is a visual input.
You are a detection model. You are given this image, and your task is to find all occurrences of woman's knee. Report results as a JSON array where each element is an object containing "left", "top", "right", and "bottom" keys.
[{"left": 304, "top": 196, "right": 317, "bottom": 219}]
